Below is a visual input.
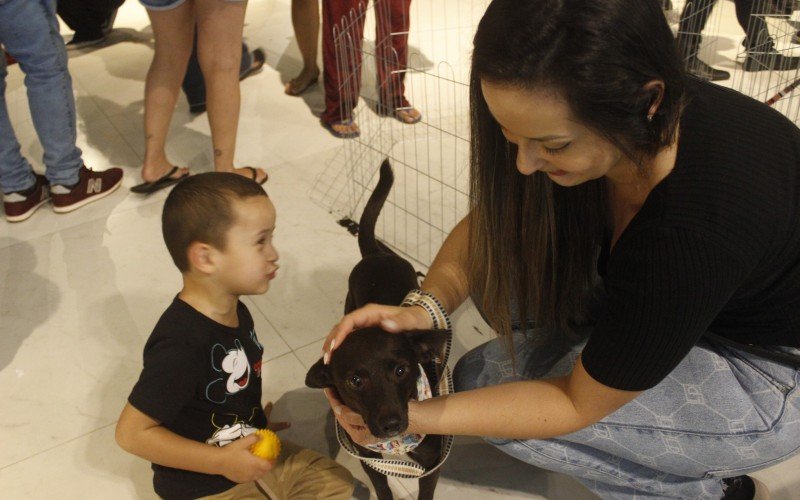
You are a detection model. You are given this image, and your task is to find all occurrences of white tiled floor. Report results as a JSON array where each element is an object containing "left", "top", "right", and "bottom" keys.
[{"left": 1, "top": 1, "right": 799, "bottom": 499}]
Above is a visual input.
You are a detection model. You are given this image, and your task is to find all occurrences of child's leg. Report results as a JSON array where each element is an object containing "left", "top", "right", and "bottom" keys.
[
  {"left": 198, "top": 482, "right": 263, "bottom": 499},
  {"left": 257, "top": 440, "right": 354, "bottom": 499}
]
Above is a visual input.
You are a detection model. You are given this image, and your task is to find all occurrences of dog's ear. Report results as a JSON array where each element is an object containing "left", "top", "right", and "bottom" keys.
[
  {"left": 305, "top": 358, "right": 333, "bottom": 388},
  {"left": 405, "top": 330, "right": 449, "bottom": 363}
]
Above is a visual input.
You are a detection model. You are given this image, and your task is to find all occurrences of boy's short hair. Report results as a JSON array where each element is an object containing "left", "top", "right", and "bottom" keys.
[{"left": 162, "top": 172, "right": 269, "bottom": 272}]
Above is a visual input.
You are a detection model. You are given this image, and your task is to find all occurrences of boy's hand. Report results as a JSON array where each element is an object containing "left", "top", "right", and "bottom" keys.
[
  {"left": 218, "top": 434, "right": 275, "bottom": 483},
  {"left": 263, "top": 402, "right": 291, "bottom": 432}
]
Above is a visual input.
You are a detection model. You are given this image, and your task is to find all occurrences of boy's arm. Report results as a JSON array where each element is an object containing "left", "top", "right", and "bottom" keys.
[{"left": 115, "top": 402, "right": 273, "bottom": 484}]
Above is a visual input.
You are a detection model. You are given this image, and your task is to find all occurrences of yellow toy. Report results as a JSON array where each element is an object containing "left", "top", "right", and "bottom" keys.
[{"left": 250, "top": 429, "right": 281, "bottom": 460}]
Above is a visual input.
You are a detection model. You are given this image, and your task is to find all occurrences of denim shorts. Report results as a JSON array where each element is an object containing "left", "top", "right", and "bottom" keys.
[{"left": 139, "top": 0, "right": 246, "bottom": 11}]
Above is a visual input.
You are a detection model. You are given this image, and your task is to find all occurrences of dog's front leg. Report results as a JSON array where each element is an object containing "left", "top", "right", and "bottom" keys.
[
  {"left": 408, "top": 437, "right": 442, "bottom": 500},
  {"left": 417, "top": 468, "right": 440, "bottom": 500}
]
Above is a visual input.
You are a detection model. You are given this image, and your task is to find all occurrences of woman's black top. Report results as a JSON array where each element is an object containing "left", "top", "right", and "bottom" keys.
[{"left": 582, "top": 78, "right": 800, "bottom": 391}]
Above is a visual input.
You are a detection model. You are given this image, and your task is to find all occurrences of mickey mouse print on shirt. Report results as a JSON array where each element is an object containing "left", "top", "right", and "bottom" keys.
[
  {"left": 205, "top": 332, "right": 263, "bottom": 404},
  {"left": 205, "top": 407, "right": 262, "bottom": 447}
]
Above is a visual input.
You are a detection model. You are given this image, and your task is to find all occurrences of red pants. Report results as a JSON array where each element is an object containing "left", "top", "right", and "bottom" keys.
[{"left": 321, "top": 0, "right": 412, "bottom": 124}]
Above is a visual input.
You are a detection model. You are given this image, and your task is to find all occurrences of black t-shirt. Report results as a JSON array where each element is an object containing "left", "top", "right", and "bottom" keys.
[
  {"left": 128, "top": 298, "right": 267, "bottom": 499},
  {"left": 582, "top": 78, "right": 800, "bottom": 391}
]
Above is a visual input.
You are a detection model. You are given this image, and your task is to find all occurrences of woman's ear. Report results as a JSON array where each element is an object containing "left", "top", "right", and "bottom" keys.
[
  {"left": 187, "top": 241, "right": 216, "bottom": 274},
  {"left": 643, "top": 80, "right": 666, "bottom": 121}
]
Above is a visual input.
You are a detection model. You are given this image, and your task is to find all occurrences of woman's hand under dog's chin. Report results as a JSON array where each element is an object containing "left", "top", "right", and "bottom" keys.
[{"left": 324, "top": 388, "right": 381, "bottom": 446}]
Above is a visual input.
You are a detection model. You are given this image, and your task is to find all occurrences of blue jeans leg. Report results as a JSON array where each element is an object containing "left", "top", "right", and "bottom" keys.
[
  {"left": 453, "top": 328, "right": 800, "bottom": 499},
  {"left": 0, "top": 44, "right": 36, "bottom": 193},
  {"left": 0, "top": 0, "right": 83, "bottom": 190}
]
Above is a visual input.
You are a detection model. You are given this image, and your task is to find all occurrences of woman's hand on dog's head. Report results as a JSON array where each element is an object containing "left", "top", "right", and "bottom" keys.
[
  {"left": 324, "top": 304, "right": 433, "bottom": 364},
  {"left": 324, "top": 387, "right": 380, "bottom": 446}
]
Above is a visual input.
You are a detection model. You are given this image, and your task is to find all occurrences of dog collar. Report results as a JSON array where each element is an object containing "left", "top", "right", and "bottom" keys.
[{"left": 364, "top": 364, "right": 432, "bottom": 454}]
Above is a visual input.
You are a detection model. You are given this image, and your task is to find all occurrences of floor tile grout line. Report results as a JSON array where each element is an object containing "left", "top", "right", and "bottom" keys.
[{"left": 0, "top": 421, "right": 117, "bottom": 472}]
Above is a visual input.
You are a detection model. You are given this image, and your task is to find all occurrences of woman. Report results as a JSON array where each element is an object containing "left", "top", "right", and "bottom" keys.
[
  {"left": 133, "top": 0, "right": 267, "bottom": 194},
  {"left": 323, "top": 0, "right": 800, "bottom": 498}
]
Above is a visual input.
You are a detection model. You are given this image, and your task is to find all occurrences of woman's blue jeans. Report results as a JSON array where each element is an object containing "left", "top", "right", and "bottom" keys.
[
  {"left": 0, "top": 0, "right": 83, "bottom": 193},
  {"left": 453, "top": 327, "right": 800, "bottom": 499}
]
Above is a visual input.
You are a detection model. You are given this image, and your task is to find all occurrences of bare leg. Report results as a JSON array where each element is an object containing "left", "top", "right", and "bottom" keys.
[
  {"left": 286, "top": 0, "right": 321, "bottom": 95},
  {"left": 142, "top": 2, "right": 194, "bottom": 183},
  {"left": 195, "top": 0, "right": 266, "bottom": 181}
]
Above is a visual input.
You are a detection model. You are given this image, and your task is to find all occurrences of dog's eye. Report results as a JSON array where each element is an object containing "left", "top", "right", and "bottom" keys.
[
  {"left": 348, "top": 375, "right": 363, "bottom": 388},
  {"left": 395, "top": 366, "right": 407, "bottom": 377}
]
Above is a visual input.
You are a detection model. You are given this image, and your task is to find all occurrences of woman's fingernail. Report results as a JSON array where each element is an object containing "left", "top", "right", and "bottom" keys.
[
  {"left": 330, "top": 339, "right": 336, "bottom": 350},
  {"left": 323, "top": 351, "right": 330, "bottom": 365},
  {"left": 383, "top": 319, "right": 398, "bottom": 330},
  {"left": 334, "top": 406, "right": 342, "bottom": 416}
]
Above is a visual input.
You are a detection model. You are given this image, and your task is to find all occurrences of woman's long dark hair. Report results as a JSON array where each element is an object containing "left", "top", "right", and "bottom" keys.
[{"left": 468, "top": 0, "right": 686, "bottom": 341}]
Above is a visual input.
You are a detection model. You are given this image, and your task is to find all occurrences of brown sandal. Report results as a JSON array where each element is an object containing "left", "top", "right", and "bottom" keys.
[{"left": 238, "top": 166, "right": 268, "bottom": 185}]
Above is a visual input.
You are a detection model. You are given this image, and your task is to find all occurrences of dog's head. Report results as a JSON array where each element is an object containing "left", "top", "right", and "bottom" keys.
[{"left": 306, "top": 327, "right": 447, "bottom": 438}]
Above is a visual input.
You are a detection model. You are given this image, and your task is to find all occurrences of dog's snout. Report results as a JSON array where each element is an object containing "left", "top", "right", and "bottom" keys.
[{"left": 379, "top": 416, "right": 404, "bottom": 437}]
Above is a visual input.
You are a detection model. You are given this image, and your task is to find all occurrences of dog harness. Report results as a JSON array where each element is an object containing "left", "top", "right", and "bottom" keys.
[
  {"left": 334, "top": 331, "right": 454, "bottom": 479},
  {"left": 363, "top": 365, "right": 432, "bottom": 454}
]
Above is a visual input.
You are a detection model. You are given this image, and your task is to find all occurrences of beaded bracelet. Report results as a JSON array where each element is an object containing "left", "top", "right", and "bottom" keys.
[{"left": 400, "top": 289, "right": 452, "bottom": 331}]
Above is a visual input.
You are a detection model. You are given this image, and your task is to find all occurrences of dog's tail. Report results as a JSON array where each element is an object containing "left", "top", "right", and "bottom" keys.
[{"left": 358, "top": 159, "right": 393, "bottom": 257}]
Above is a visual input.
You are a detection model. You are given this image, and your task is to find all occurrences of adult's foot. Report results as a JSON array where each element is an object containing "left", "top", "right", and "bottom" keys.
[
  {"left": 240, "top": 48, "right": 266, "bottom": 81},
  {"left": 131, "top": 166, "right": 189, "bottom": 194},
  {"left": 51, "top": 165, "right": 123, "bottom": 213},
  {"left": 685, "top": 55, "right": 730, "bottom": 81},
  {"left": 3, "top": 174, "right": 50, "bottom": 223},
  {"left": 395, "top": 107, "right": 422, "bottom": 124},
  {"left": 232, "top": 166, "right": 268, "bottom": 184},
  {"left": 721, "top": 475, "right": 769, "bottom": 500},
  {"left": 141, "top": 163, "right": 189, "bottom": 185},
  {"left": 378, "top": 103, "right": 423, "bottom": 124},
  {"left": 285, "top": 66, "right": 320, "bottom": 96},
  {"left": 321, "top": 119, "right": 360, "bottom": 139}
]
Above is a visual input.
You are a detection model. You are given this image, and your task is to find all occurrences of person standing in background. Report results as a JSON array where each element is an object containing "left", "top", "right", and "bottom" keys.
[
  {"left": 133, "top": 0, "right": 268, "bottom": 195},
  {"left": 319, "top": 0, "right": 422, "bottom": 139},
  {"left": 58, "top": 0, "right": 125, "bottom": 50},
  {"left": 285, "top": 0, "right": 321, "bottom": 96},
  {"left": 0, "top": 0, "right": 123, "bottom": 222}
]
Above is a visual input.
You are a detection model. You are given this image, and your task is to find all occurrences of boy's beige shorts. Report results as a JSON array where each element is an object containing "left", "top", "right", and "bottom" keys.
[{"left": 200, "top": 440, "right": 354, "bottom": 500}]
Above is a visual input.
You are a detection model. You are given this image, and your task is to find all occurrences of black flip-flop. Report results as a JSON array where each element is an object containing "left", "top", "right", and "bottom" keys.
[
  {"left": 239, "top": 166, "right": 268, "bottom": 185},
  {"left": 130, "top": 166, "right": 189, "bottom": 194},
  {"left": 240, "top": 48, "right": 265, "bottom": 82}
]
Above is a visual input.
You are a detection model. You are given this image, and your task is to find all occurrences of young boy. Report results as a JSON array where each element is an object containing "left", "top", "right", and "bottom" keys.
[{"left": 116, "top": 173, "right": 353, "bottom": 499}]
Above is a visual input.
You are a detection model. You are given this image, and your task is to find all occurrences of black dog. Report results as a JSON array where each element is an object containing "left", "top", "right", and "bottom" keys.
[{"left": 306, "top": 160, "right": 447, "bottom": 500}]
